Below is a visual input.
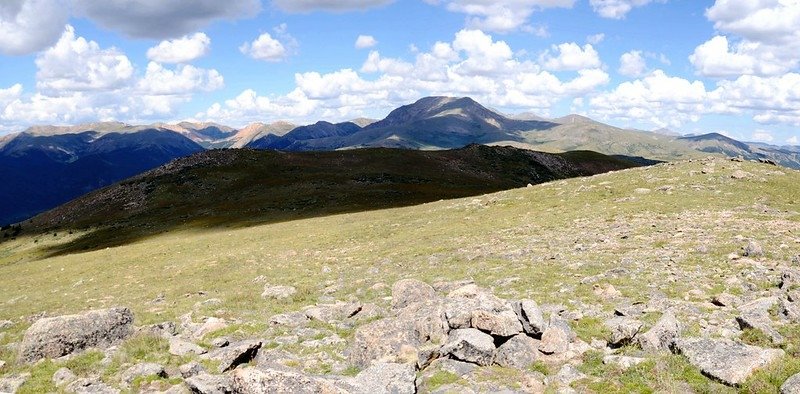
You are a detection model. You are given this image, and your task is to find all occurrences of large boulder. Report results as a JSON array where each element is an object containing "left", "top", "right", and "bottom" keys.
[
  {"left": 305, "top": 302, "right": 362, "bottom": 323},
  {"left": 674, "top": 338, "right": 784, "bottom": 386},
  {"left": 471, "top": 309, "right": 523, "bottom": 337},
  {"left": 605, "top": 317, "right": 643, "bottom": 347},
  {"left": 18, "top": 307, "right": 134, "bottom": 363},
  {"left": 347, "top": 362, "right": 416, "bottom": 394},
  {"left": 511, "top": 300, "right": 547, "bottom": 336},
  {"left": 184, "top": 373, "right": 233, "bottom": 394},
  {"left": 440, "top": 328, "right": 496, "bottom": 366},
  {"left": 202, "top": 340, "right": 262, "bottom": 373},
  {"left": 638, "top": 311, "right": 681, "bottom": 351},
  {"left": 230, "top": 366, "right": 347, "bottom": 394},
  {"left": 495, "top": 334, "right": 540, "bottom": 369},
  {"left": 347, "top": 318, "right": 421, "bottom": 368},
  {"left": 392, "top": 279, "right": 435, "bottom": 310}
]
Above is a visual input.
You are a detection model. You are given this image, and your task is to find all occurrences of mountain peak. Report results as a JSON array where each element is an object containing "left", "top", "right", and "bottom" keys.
[{"left": 23, "top": 121, "right": 131, "bottom": 136}]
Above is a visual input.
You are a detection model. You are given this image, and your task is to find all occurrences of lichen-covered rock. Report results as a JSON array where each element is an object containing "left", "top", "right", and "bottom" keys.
[
  {"left": 66, "top": 377, "right": 120, "bottom": 394},
  {"left": 495, "top": 334, "right": 540, "bottom": 369},
  {"left": 202, "top": 340, "right": 262, "bottom": 373},
  {"left": 440, "top": 328, "right": 495, "bottom": 366},
  {"left": 0, "top": 373, "right": 30, "bottom": 393},
  {"left": 605, "top": 317, "right": 643, "bottom": 347},
  {"left": 305, "top": 302, "right": 362, "bottom": 323},
  {"left": 674, "top": 338, "right": 784, "bottom": 386},
  {"left": 638, "top": 311, "right": 681, "bottom": 351},
  {"left": 230, "top": 366, "right": 347, "bottom": 394},
  {"left": 781, "top": 372, "right": 800, "bottom": 394},
  {"left": 184, "top": 373, "right": 233, "bottom": 394},
  {"left": 18, "top": 307, "right": 134, "bottom": 363},
  {"left": 121, "top": 363, "right": 166, "bottom": 386},
  {"left": 471, "top": 309, "right": 523, "bottom": 337},
  {"left": 169, "top": 337, "right": 207, "bottom": 356},
  {"left": 179, "top": 361, "right": 205, "bottom": 378},
  {"left": 261, "top": 285, "right": 297, "bottom": 300},
  {"left": 512, "top": 300, "right": 547, "bottom": 336},
  {"left": 347, "top": 362, "right": 416, "bottom": 394},
  {"left": 392, "top": 279, "right": 436, "bottom": 310}
]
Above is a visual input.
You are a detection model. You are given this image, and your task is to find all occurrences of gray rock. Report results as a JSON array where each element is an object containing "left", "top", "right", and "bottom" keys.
[
  {"left": 0, "top": 373, "right": 30, "bottom": 393},
  {"left": 712, "top": 293, "right": 741, "bottom": 308},
  {"left": 0, "top": 360, "right": 4, "bottom": 370},
  {"left": 305, "top": 302, "right": 362, "bottom": 323},
  {"left": 737, "top": 312, "right": 784, "bottom": 345},
  {"left": 348, "top": 318, "right": 419, "bottom": 368},
  {"left": 169, "top": 337, "right": 207, "bottom": 356},
  {"left": 348, "top": 362, "right": 416, "bottom": 394},
  {"left": 779, "top": 299, "right": 800, "bottom": 323},
  {"left": 211, "top": 338, "right": 229, "bottom": 348},
  {"left": 638, "top": 311, "right": 681, "bottom": 352},
  {"left": 441, "top": 328, "right": 495, "bottom": 366},
  {"left": 268, "top": 311, "right": 309, "bottom": 327},
  {"left": 781, "top": 269, "right": 800, "bottom": 290},
  {"left": 53, "top": 367, "right": 77, "bottom": 386},
  {"left": 18, "top": 307, "right": 134, "bottom": 363},
  {"left": 185, "top": 373, "right": 233, "bottom": 394},
  {"left": 0, "top": 320, "right": 13, "bottom": 330},
  {"left": 549, "top": 364, "right": 586, "bottom": 386},
  {"left": 202, "top": 340, "right": 262, "bottom": 373},
  {"left": 743, "top": 240, "right": 764, "bottom": 257},
  {"left": 139, "top": 322, "right": 178, "bottom": 338},
  {"left": 605, "top": 317, "right": 643, "bottom": 347},
  {"left": 539, "top": 326, "right": 570, "bottom": 355},
  {"left": 122, "top": 363, "right": 166, "bottom": 386},
  {"left": 512, "top": 300, "right": 547, "bottom": 336},
  {"left": 674, "top": 337, "right": 784, "bottom": 386},
  {"left": 781, "top": 372, "right": 800, "bottom": 394},
  {"left": 603, "top": 355, "right": 647, "bottom": 370},
  {"left": 471, "top": 309, "right": 523, "bottom": 337},
  {"left": 66, "top": 378, "right": 120, "bottom": 394},
  {"left": 392, "top": 279, "right": 436, "bottom": 310},
  {"left": 260, "top": 285, "right": 296, "bottom": 300},
  {"left": 230, "top": 366, "right": 347, "bottom": 394},
  {"left": 179, "top": 361, "right": 205, "bottom": 378},
  {"left": 495, "top": 334, "right": 540, "bottom": 369}
]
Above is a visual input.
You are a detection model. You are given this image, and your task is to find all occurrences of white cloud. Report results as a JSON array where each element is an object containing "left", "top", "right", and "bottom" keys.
[
  {"left": 587, "top": 33, "right": 605, "bottom": 44},
  {"left": 751, "top": 129, "right": 774, "bottom": 142},
  {"left": 706, "top": 0, "right": 800, "bottom": 45},
  {"left": 788, "top": 135, "right": 799, "bottom": 145},
  {"left": 273, "top": 0, "right": 394, "bottom": 12},
  {"left": 708, "top": 73, "right": 800, "bottom": 125},
  {"left": 589, "top": 0, "right": 662, "bottom": 19},
  {"left": 425, "top": 0, "right": 576, "bottom": 33},
  {"left": 35, "top": 26, "right": 134, "bottom": 95},
  {"left": 539, "top": 43, "right": 602, "bottom": 71},
  {"left": 72, "top": 0, "right": 260, "bottom": 39},
  {"left": 690, "top": 35, "right": 795, "bottom": 77},
  {"left": 619, "top": 50, "right": 646, "bottom": 77},
  {"left": 147, "top": 33, "right": 211, "bottom": 64},
  {"left": 138, "top": 62, "right": 224, "bottom": 95},
  {"left": 0, "top": 0, "right": 69, "bottom": 55},
  {"left": 240, "top": 32, "right": 287, "bottom": 62},
  {"left": 0, "top": 84, "right": 23, "bottom": 107},
  {"left": 355, "top": 35, "right": 378, "bottom": 49}
]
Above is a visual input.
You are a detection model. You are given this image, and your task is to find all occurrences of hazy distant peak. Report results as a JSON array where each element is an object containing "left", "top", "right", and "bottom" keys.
[
  {"left": 554, "top": 114, "right": 594, "bottom": 124},
  {"left": 23, "top": 121, "right": 131, "bottom": 136},
  {"left": 349, "top": 117, "right": 378, "bottom": 127}
]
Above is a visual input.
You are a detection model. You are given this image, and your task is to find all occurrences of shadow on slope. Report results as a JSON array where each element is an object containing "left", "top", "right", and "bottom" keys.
[{"left": 13, "top": 145, "right": 646, "bottom": 258}]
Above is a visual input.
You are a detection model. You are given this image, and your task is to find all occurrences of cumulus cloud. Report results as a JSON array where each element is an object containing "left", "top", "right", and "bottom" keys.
[
  {"left": 240, "top": 32, "right": 287, "bottom": 62},
  {"left": 587, "top": 33, "right": 605, "bottom": 45},
  {"left": 0, "top": 0, "right": 69, "bottom": 55},
  {"left": 273, "top": 0, "right": 394, "bottom": 12},
  {"left": 619, "top": 50, "right": 646, "bottom": 77},
  {"left": 539, "top": 43, "right": 602, "bottom": 71},
  {"left": 147, "top": 33, "right": 211, "bottom": 64},
  {"left": 424, "top": 0, "right": 576, "bottom": 33},
  {"left": 751, "top": 129, "right": 774, "bottom": 142},
  {"left": 788, "top": 135, "right": 799, "bottom": 145},
  {"left": 72, "top": 0, "right": 261, "bottom": 39},
  {"left": 690, "top": 35, "right": 796, "bottom": 77},
  {"left": 137, "top": 62, "right": 224, "bottom": 95},
  {"left": 355, "top": 35, "right": 378, "bottom": 49},
  {"left": 589, "top": 0, "right": 662, "bottom": 19}
]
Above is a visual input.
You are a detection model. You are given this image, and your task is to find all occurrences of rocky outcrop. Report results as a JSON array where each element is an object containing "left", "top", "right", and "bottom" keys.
[
  {"left": 18, "top": 307, "right": 134, "bottom": 363},
  {"left": 202, "top": 340, "right": 262, "bottom": 373},
  {"left": 391, "top": 279, "right": 435, "bottom": 310},
  {"left": 230, "top": 366, "right": 347, "bottom": 394},
  {"left": 674, "top": 338, "right": 784, "bottom": 386}
]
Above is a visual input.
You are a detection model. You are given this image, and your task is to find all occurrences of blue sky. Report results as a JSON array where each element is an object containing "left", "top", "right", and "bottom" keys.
[{"left": 0, "top": 0, "right": 798, "bottom": 145}]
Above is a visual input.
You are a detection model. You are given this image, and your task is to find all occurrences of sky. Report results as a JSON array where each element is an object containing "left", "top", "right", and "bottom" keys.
[{"left": 0, "top": 0, "right": 798, "bottom": 145}]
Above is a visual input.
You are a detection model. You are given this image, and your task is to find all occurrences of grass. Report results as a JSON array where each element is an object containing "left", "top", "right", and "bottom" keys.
[{"left": 0, "top": 157, "right": 798, "bottom": 391}]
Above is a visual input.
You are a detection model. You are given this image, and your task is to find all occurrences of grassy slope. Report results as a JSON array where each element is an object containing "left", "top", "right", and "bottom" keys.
[{"left": 1, "top": 158, "right": 799, "bottom": 392}]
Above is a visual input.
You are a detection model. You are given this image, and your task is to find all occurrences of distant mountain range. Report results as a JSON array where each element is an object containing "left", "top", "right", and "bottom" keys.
[{"left": 1, "top": 95, "right": 798, "bottom": 225}]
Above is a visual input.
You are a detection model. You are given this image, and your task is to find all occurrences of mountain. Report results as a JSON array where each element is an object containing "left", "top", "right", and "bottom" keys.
[
  {"left": 0, "top": 125, "right": 203, "bottom": 225},
  {"left": 226, "top": 121, "right": 296, "bottom": 148},
  {"left": 680, "top": 133, "right": 800, "bottom": 168},
  {"left": 156, "top": 122, "right": 236, "bottom": 148},
  {"left": 248, "top": 121, "right": 363, "bottom": 150},
  {"left": 21, "top": 145, "right": 644, "bottom": 253}
]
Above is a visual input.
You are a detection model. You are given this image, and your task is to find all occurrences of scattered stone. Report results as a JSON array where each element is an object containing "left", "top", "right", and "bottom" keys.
[
  {"left": 539, "top": 319, "right": 573, "bottom": 356},
  {"left": 711, "top": 293, "right": 740, "bottom": 308},
  {"left": 269, "top": 311, "right": 309, "bottom": 327},
  {"left": 0, "top": 320, "right": 12, "bottom": 330},
  {"left": 781, "top": 269, "right": 800, "bottom": 290},
  {"left": 603, "top": 355, "right": 647, "bottom": 370},
  {"left": 185, "top": 373, "right": 233, "bottom": 394},
  {"left": 548, "top": 364, "right": 586, "bottom": 387},
  {"left": 495, "top": 334, "right": 540, "bottom": 369},
  {"left": 66, "top": 378, "right": 120, "bottom": 394},
  {"left": 18, "top": 307, "right": 134, "bottom": 363},
  {"left": 179, "top": 361, "right": 205, "bottom": 378},
  {"left": 52, "top": 367, "right": 77, "bottom": 386},
  {"left": 391, "top": 279, "right": 436, "bottom": 309},
  {"left": 140, "top": 321, "right": 178, "bottom": 338},
  {"left": 743, "top": 240, "right": 764, "bottom": 257},
  {"left": 605, "top": 317, "right": 643, "bottom": 347},
  {"left": 169, "top": 337, "right": 207, "bottom": 356},
  {"left": 261, "top": 285, "right": 297, "bottom": 300},
  {"left": 441, "top": 328, "right": 496, "bottom": 366},
  {"left": 779, "top": 299, "right": 800, "bottom": 323},
  {"left": 202, "top": 340, "right": 262, "bottom": 373},
  {"left": 781, "top": 372, "right": 800, "bottom": 394},
  {"left": 470, "top": 309, "right": 523, "bottom": 337},
  {"left": 347, "top": 362, "right": 416, "bottom": 394},
  {"left": 511, "top": 300, "right": 547, "bottom": 336},
  {"left": 736, "top": 313, "right": 784, "bottom": 345},
  {"left": 0, "top": 373, "right": 30, "bottom": 393},
  {"left": 305, "top": 302, "right": 362, "bottom": 323},
  {"left": 638, "top": 311, "right": 681, "bottom": 352},
  {"left": 731, "top": 170, "right": 751, "bottom": 180},
  {"left": 191, "top": 317, "right": 228, "bottom": 340},
  {"left": 674, "top": 337, "right": 784, "bottom": 386},
  {"left": 230, "top": 366, "right": 346, "bottom": 394},
  {"left": 122, "top": 363, "right": 167, "bottom": 385},
  {"left": 211, "top": 337, "right": 229, "bottom": 348},
  {"left": 348, "top": 318, "right": 421, "bottom": 368}
]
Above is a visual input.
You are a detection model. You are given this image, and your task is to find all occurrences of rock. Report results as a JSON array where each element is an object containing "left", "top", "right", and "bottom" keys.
[
  {"left": 269, "top": 311, "right": 309, "bottom": 327},
  {"left": 18, "top": 307, "right": 134, "bottom": 363},
  {"left": 440, "top": 328, "right": 496, "bottom": 366},
  {"left": 605, "top": 317, "right": 643, "bottom": 347},
  {"left": 539, "top": 326, "right": 570, "bottom": 355},
  {"left": 779, "top": 299, "right": 800, "bottom": 323},
  {"left": 638, "top": 311, "right": 681, "bottom": 352},
  {"left": 352, "top": 303, "right": 384, "bottom": 321},
  {"left": 781, "top": 373, "right": 800, "bottom": 394},
  {"left": 305, "top": 302, "right": 362, "bottom": 323},
  {"left": 0, "top": 373, "right": 30, "bottom": 393},
  {"left": 673, "top": 337, "right": 784, "bottom": 386},
  {"left": 66, "top": 378, "right": 120, "bottom": 394},
  {"left": 261, "top": 285, "right": 297, "bottom": 300},
  {"left": 211, "top": 338, "right": 229, "bottom": 348},
  {"left": 202, "top": 340, "right": 262, "bottom": 373},
  {"left": 179, "top": 361, "right": 205, "bottom": 378},
  {"left": 711, "top": 293, "right": 740, "bottom": 308},
  {"left": 185, "top": 373, "right": 233, "bottom": 394},
  {"left": 169, "top": 337, "right": 207, "bottom": 356},
  {"left": 0, "top": 320, "right": 13, "bottom": 330},
  {"left": 743, "top": 240, "right": 764, "bottom": 257},
  {"left": 348, "top": 362, "right": 416, "bottom": 394},
  {"left": 191, "top": 317, "right": 228, "bottom": 340},
  {"left": 548, "top": 364, "right": 586, "bottom": 387},
  {"left": 348, "top": 318, "right": 421, "bottom": 368},
  {"left": 139, "top": 321, "right": 178, "bottom": 338},
  {"left": 736, "top": 313, "right": 784, "bottom": 345},
  {"left": 122, "top": 363, "right": 167, "bottom": 385},
  {"left": 511, "top": 300, "right": 547, "bottom": 336},
  {"left": 603, "top": 355, "right": 647, "bottom": 370},
  {"left": 53, "top": 367, "right": 77, "bottom": 386},
  {"left": 392, "top": 279, "right": 436, "bottom": 310},
  {"left": 471, "top": 309, "right": 523, "bottom": 337},
  {"left": 230, "top": 366, "right": 347, "bottom": 394},
  {"left": 495, "top": 334, "right": 540, "bottom": 369},
  {"left": 781, "top": 269, "right": 800, "bottom": 290},
  {"left": 731, "top": 170, "right": 751, "bottom": 180}
]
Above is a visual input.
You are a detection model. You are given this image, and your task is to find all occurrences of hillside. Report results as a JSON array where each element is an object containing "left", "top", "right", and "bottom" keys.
[
  {"left": 0, "top": 157, "right": 798, "bottom": 393},
  {"left": 14, "top": 145, "right": 641, "bottom": 255}
]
